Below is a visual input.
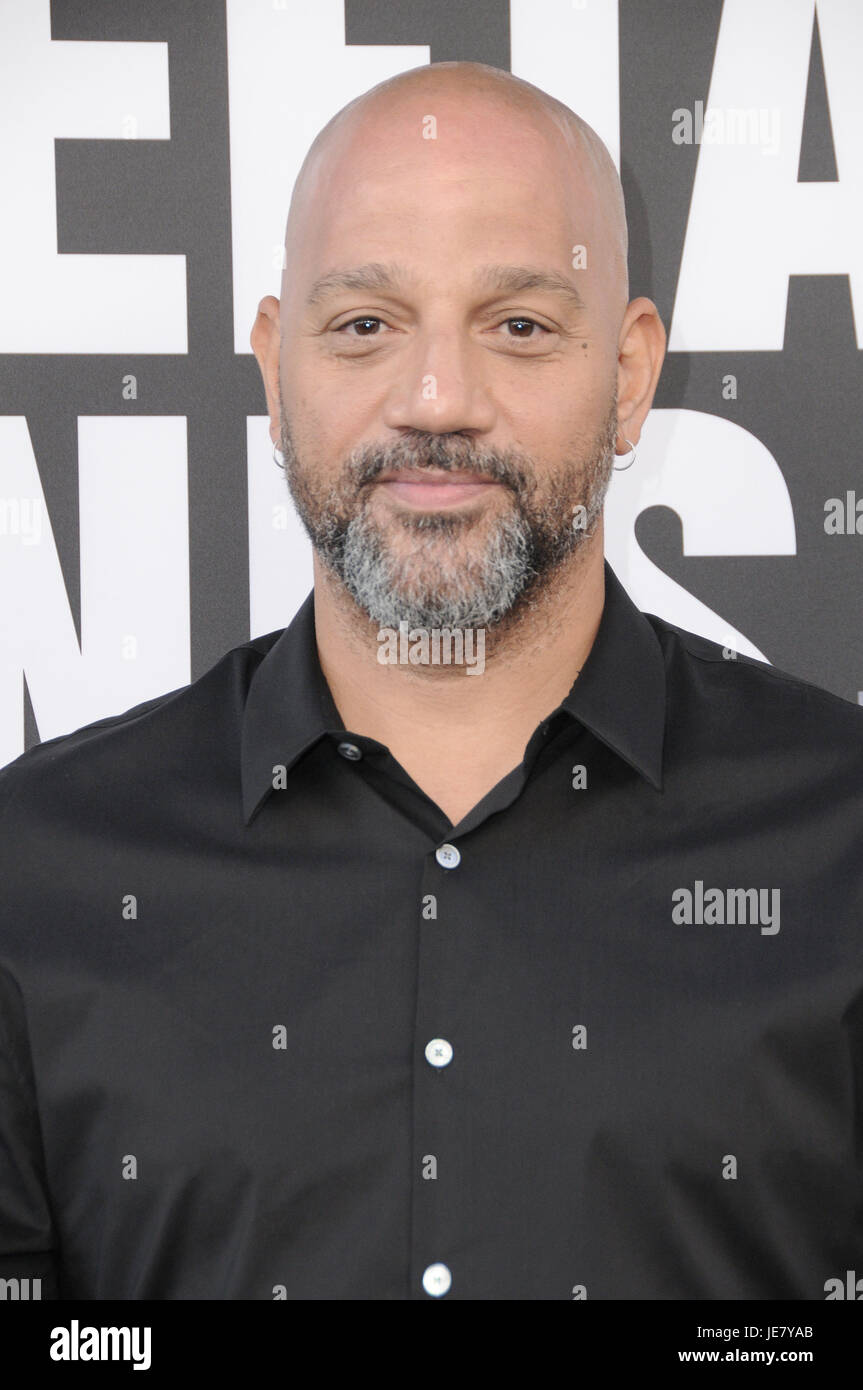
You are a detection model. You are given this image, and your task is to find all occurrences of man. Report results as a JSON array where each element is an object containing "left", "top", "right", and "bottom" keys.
[{"left": 1, "top": 60, "right": 861, "bottom": 1301}]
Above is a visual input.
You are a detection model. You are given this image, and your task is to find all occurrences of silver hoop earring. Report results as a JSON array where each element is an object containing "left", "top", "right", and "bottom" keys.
[
  {"left": 273, "top": 443, "right": 285, "bottom": 470},
  {"left": 613, "top": 436, "right": 637, "bottom": 471}
]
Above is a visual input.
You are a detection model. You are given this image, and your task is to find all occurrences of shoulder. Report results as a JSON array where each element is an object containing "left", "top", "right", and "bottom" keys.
[
  {"left": 644, "top": 609, "right": 863, "bottom": 758},
  {"left": 0, "top": 630, "right": 283, "bottom": 824}
]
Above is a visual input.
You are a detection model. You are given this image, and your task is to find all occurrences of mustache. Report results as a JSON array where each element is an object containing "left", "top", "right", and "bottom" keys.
[{"left": 347, "top": 433, "right": 531, "bottom": 493}]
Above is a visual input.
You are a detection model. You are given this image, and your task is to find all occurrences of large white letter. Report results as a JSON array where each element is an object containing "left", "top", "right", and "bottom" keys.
[
  {"left": 0, "top": 417, "right": 190, "bottom": 766},
  {"left": 0, "top": 0, "right": 186, "bottom": 352},
  {"left": 671, "top": 0, "right": 863, "bottom": 350},
  {"left": 605, "top": 411, "right": 796, "bottom": 657}
]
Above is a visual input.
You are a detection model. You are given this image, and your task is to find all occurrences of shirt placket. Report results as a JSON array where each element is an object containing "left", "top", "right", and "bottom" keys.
[{"left": 409, "top": 836, "right": 466, "bottom": 1299}]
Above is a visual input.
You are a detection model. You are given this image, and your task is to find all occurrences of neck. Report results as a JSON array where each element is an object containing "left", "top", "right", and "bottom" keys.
[{"left": 311, "top": 529, "right": 606, "bottom": 753}]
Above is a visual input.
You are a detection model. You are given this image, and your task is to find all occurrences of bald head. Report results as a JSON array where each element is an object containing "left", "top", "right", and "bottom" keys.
[{"left": 282, "top": 61, "right": 629, "bottom": 322}]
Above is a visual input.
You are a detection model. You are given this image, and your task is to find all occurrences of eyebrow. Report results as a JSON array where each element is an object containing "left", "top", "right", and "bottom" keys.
[{"left": 305, "top": 261, "right": 587, "bottom": 312}]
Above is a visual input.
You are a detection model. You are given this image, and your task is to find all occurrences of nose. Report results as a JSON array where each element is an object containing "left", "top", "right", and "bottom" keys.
[{"left": 381, "top": 326, "right": 497, "bottom": 437}]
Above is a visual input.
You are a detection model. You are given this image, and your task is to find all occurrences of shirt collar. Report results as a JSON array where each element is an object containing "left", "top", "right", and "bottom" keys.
[
  {"left": 558, "top": 560, "right": 666, "bottom": 794},
  {"left": 240, "top": 558, "right": 665, "bottom": 825}
]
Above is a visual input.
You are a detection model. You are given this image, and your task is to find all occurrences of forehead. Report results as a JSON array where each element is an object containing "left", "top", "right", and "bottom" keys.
[{"left": 286, "top": 92, "right": 603, "bottom": 283}]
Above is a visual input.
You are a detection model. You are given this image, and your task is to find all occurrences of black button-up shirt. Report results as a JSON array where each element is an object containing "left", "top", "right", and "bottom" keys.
[{"left": 1, "top": 559, "right": 862, "bottom": 1300}]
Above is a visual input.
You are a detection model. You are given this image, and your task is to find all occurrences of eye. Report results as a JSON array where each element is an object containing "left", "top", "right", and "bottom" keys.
[
  {"left": 497, "top": 317, "right": 551, "bottom": 343},
  {"left": 335, "top": 317, "right": 386, "bottom": 336},
  {"left": 505, "top": 317, "right": 539, "bottom": 335}
]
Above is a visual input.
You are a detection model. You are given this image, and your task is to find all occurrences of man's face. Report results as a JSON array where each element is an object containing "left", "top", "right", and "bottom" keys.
[{"left": 277, "top": 91, "right": 621, "bottom": 633}]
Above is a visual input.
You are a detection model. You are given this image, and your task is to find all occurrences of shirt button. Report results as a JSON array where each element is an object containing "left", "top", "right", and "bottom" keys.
[
  {"left": 425, "top": 1038, "right": 453, "bottom": 1068},
  {"left": 435, "top": 843, "right": 461, "bottom": 869},
  {"left": 422, "top": 1262, "right": 452, "bottom": 1297},
  {"left": 336, "top": 741, "right": 362, "bottom": 761}
]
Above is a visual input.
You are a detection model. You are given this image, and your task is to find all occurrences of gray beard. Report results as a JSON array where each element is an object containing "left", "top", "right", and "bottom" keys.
[{"left": 279, "top": 402, "right": 617, "bottom": 632}]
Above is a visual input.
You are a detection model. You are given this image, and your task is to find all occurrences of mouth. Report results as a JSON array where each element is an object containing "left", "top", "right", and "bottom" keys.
[{"left": 374, "top": 469, "right": 501, "bottom": 509}]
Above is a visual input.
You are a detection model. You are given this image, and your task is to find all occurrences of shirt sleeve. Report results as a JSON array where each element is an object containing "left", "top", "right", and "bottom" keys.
[{"left": 0, "top": 961, "right": 60, "bottom": 1297}]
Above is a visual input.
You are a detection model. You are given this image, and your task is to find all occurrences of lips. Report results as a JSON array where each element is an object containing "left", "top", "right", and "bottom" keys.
[{"left": 375, "top": 471, "right": 502, "bottom": 509}]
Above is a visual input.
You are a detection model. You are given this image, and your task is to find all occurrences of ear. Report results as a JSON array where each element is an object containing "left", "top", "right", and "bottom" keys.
[
  {"left": 250, "top": 295, "right": 282, "bottom": 446},
  {"left": 615, "top": 297, "right": 667, "bottom": 444}
]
